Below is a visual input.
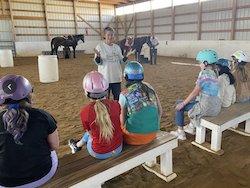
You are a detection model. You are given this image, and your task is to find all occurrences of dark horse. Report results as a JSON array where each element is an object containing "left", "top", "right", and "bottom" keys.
[
  {"left": 120, "top": 36, "right": 152, "bottom": 62},
  {"left": 51, "top": 34, "right": 84, "bottom": 58}
]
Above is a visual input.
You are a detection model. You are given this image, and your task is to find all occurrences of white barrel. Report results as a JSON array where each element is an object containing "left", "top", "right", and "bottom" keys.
[
  {"left": 38, "top": 55, "right": 59, "bottom": 83},
  {"left": 0, "top": 50, "right": 14, "bottom": 67}
]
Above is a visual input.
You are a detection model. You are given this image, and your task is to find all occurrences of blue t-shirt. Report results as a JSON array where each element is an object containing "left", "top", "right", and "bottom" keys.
[{"left": 196, "top": 70, "right": 219, "bottom": 98}]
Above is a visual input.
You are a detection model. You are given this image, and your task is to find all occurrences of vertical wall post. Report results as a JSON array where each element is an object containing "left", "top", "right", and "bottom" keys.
[
  {"left": 115, "top": 6, "right": 118, "bottom": 42},
  {"left": 1, "top": 0, "right": 5, "bottom": 15},
  {"left": 150, "top": 0, "right": 153, "bottom": 34},
  {"left": 73, "top": 0, "right": 78, "bottom": 35},
  {"left": 231, "top": 0, "right": 237, "bottom": 40},
  {"left": 124, "top": 6, "right": 127, "bottom": 38},
  {"left": 44, "top": 0, "right": 50, "bottom": 41},
  {"left": 171, "top": 0, "right": 175, "bottom": 40},
  {"left": 99, "top": 3, "right": 103, "bottom": 40},
  {"left": 8, "top": 0, "right": 16, "bottom": 42},
  {"left": 133, "top": 3, "right": 136, "bottom": 38},
  {"left": 197, "top": 0, "right": 202, "bottom": 40}
]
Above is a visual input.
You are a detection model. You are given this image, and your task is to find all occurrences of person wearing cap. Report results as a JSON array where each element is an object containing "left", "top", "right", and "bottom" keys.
[
  {"left": 231, "top": 51, "right": 250, "bottom": 103},
  {"left": 0, "top": 75, "right": 59, "bottom": 187},
  {"left": 171, "top": 50, "right": 221, "bottom": 140},
  {"left": 216, "top": 58, "right": 236, "bottom": 107},
  {"left": 150, "top": 32, "right": 159, "bottom": 65},
  {"left": 119, "top": 61, "right": 162, "bottom": 145},
  {"left": 68, "top": 71, "right": 123, "bottom": 159}
]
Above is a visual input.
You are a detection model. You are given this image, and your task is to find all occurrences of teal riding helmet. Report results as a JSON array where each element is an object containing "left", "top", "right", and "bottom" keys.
[
  {"left": 124, "top": 61, "right": 144, "bottom": 80},
  {"left": 216, "top": 58, "right": 232, "bottom": 70},
  {"left": 196, "top": 49, "right": 218, "bottom": 64}
]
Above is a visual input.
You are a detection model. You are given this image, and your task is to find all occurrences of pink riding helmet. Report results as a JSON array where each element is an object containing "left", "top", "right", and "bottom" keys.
[
  {"left": 83, "top": 71, "right": 109, "bottom": 99},
  {"left": 0, "top": 75, "right": 33, "bottom": 104}
]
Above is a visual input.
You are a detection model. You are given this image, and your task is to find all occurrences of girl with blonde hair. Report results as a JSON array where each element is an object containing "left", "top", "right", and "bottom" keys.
[{"left": 68, "top": 71, "right": 123, "bottom": 159}]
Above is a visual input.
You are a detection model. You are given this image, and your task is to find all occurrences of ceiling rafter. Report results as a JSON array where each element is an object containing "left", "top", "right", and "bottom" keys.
[{"left": 74, "top": 0, "right": 136, "bottom": 5}]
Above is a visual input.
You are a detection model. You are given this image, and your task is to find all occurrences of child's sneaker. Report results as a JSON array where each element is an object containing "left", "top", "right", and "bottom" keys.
[
  {"left": 68, "top": 139, "right": 82, "bottom": 154},
  {"left": 183, "top": 123, "right": 196, "bottom": 135},
  {"left": 170, "top": 129, "right": 187, "bottom": 140}
]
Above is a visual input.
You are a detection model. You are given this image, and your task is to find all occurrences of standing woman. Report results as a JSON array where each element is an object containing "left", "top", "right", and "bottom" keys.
[
  {"left": 0, "top": 75, "right": 59, "bottom": 188},
  {"left": 94, "top": 27, "right": 135, "bottom": 101}
]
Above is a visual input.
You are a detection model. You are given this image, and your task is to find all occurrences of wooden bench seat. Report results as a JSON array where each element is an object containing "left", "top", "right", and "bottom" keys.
[
  {"left": 192, "top": 101, "right": 250, "bottom": 155},
  {"left": 39, "top": 131, "right": 178, "bottom": 188}
]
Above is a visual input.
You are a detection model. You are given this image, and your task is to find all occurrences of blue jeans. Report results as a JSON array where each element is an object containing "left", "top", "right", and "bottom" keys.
[
  {"left": 81, "top": 132, "right": 122, "bottom": 159},
  {"left": 236, "top": 97, "right": 250, "bottom": 103},
  {"left": 175, "top": 98, "right": 198, "bottom": 127}
]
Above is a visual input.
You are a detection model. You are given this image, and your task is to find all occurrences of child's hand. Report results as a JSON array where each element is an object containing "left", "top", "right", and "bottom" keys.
[{"left": 175, "top": 103, "right": 184, "bottom": 111}]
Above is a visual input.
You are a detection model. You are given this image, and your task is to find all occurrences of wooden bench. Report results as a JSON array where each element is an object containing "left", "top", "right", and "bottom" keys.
[
  {"left": 40, "top": 131, "right": 178, "bottom": 188},
  {"left": 192, "top": 101, "right": 250, "bottom": 155}
]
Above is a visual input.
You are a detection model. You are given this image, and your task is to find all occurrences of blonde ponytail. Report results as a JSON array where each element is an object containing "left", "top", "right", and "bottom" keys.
[{"left": 94, "top": 100, "right": 114, "bottom": 142}]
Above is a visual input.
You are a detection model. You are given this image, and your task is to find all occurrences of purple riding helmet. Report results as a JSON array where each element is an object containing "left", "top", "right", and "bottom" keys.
[
  {"left": 0, "top": 75, "right": 33, "bottom": 104},
  {"left": 83, "top": 71, "right": 109, "bottom": 99}
]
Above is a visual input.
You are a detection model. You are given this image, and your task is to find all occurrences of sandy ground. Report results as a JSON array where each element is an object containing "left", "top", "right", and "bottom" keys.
[{"left": 1, "top": 54, "right": 250, "bottom": 188}]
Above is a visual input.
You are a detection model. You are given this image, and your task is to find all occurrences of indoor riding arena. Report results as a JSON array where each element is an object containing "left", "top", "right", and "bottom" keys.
[{"left": 1, "top": 0, "right": 250, "bottom": 188}]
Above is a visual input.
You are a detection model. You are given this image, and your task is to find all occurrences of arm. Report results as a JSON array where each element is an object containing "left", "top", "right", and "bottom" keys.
[
  {"left": 176, "top": 84, "right": 201, "bottom": 111},
  {"left": 47, "top": 129, "right": 59, "bottom": 151},
  {"left": 93, "top": 47, "right": 102, "bottom": 65},
  {"left": 120, "top": 49, "right": 136, "bottom": 65},
  {"left": 155, "top": 94, "right": 162, "bottom": 122},
  {"left": 120, "top": 107, "right": 127, "bottom": 126},
  {"left": 218, "top": 76, "right": 225, "bottom": 104}
]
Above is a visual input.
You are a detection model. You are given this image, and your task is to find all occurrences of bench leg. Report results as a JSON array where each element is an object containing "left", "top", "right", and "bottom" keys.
[
  {"left": 211, "top": 129, "right": 222, "bottom": 152},
  {"left": 145, "top": 158, "right": 157, "bottom": 167},
  {"left": 160, "top": 150, "right": 172, "bottom": 176},
  {"left": 245, "top": 119, "right": 250, "bottom": 133},
  {"left": 142, "top": 150, "right": 177, "bottom": 182},
  {"left": 195, "top": 125, "right": 206, "bottom": 144}
]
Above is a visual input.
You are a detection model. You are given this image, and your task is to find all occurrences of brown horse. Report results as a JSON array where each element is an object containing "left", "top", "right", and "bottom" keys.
[
  {"left": 51, "top": 34, "right": 84, "bottom": 58},
  {"left": 120, "top": 36, "right": 152, "bottom": 62}
]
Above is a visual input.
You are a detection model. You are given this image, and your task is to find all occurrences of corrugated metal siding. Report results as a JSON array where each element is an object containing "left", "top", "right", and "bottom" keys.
[
  {"left": 175, "top": 14, "right": 197, "bottom": 23},
  {"left": 202, "top": 0, "right": 233, "bottom": 11},
  {"left": 175, "top": 3, "right": 198, "bottom": 14},
  {"left": 0, "top": 20, "right": 14, "bottom": 41},
  {"left": 175, "top": 33, "right": 196, "bottom": 40},
  {"left": 237, "top": 0, "right": 250, "bottom": 6}
]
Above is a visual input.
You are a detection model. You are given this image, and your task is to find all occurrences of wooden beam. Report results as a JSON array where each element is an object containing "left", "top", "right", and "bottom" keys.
[
  {"left": 118, "top": 16, "right": 125, "bottom": 32},
  {"left": 106, "top": 16, "right": 115, "bottom": 28},
  {"left": 44, "top": 0, "right": 50, "bottom": 41},
  {"left": 126, "top": 15, "right": 134, "bottom": 36},
  {"left": 171, "top": 0, "right": 175, "bottom": 40},
  {"left": 197, "top": 0, "right": 201, "bottom": 40},
  {"left": 99, "top": 3, "right": 103, "bottom": 40},
  {"left": 124, "top": 7, "right": 127, "bottom": 38},
  {"left": 73, "top": 0, "right": 78, "bottom": 35},
  {"left": 150, "top": 0, "right": 153, "bottom": 34},
  {"left": 8, "top": 0, "right": 16, "bottom": 42},
  {"left": 231, "top": 0, "right": 237, "bottom": 40},
  {"left": 0, "top": 15, "right": 10, "bottom": 19},
  {"left": 133, "top": 3, "right": 136, "bottom": 38},
  {"left": 1, "top": 0, "right": 5, "bottom": 15},
  {"left": 115, "top": 7, "right": 118, "bottom": 42},
  {"left": 77, "top": 13, "right": 101, "bottom": 35}
]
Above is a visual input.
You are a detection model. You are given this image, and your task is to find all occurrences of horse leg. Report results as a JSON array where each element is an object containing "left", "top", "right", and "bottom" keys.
[
  {"left": 73, "top": 46, "right": 76, "bottom": 58},
  {"left": 55, "top": 47, "right": 59, "bottom": 59}
]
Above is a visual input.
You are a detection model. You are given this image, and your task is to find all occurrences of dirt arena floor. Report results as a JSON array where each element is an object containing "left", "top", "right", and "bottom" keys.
[{"left": 1, "top": 54, "right": 250, "bottom": 188}]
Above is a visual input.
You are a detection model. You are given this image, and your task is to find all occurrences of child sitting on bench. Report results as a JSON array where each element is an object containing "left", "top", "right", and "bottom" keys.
[
  {"left": 231, "top": 51, "right": 250, "bottom": 103},
  {"left": 68, "top": 71, "right": 123, "bottom": 159},
  {"left": 119, "top": 61, "right": 162, "bottom": 145}
]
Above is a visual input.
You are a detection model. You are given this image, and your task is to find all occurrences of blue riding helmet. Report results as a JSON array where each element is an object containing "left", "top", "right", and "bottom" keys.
[
  {"left": 124, "top": 61, "right": 144, "bottom": 80},
  {"left": 216, "top": 58, "right": 232, "bottom": 70},
  {"left": 196, "top": 49, "right": 218, "bottom": 64}
]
